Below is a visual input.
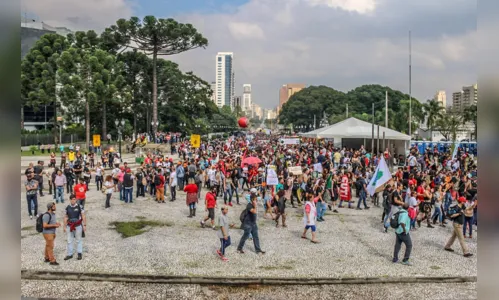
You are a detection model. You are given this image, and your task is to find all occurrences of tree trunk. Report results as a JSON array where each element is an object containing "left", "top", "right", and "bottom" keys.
[
  {"left": 102, "top": 97, "right": 107, "bottom": 139},
  {"left": 86, "top": 98, "right": 90, "bottom": 150},
  {"left": 152, "top": 50, "right": 158, "bottom": 138}
]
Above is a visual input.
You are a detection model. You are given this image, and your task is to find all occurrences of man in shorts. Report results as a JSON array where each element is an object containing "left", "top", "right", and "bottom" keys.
[{"left": 200, "top": 187, "right": 217, "bottom": 230}]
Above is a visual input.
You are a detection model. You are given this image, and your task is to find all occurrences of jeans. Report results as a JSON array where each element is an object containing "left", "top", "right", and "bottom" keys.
[
  {"left": 66, "top": 225, "right": 83, "bottom": 256},
  {"left": 26, "top": 194, "right": 38, "bottom": 217},
  {"left": 150, "top": 183, "right": 156, "bottom": 196},
  {"left": 136, "top": 183, "right": 145, "bottom": 197},
  {"left": 224, "top": 186, "right": 233, "bottom": 204},
  {"left": 393, "top": 233, "right": 412, "bottom": 261},
  {"left": 444, "top": 192, "right": 452, "bottom": 211},
  {"left": 237, "top": 223, "right": 262, "bottom": 252},
  {"left": 56, "top": 186, "right": 64, "bottom": 203},
  {"left": 119, "top": 183, "right": 124, "bottom": 201},
  {"left": 77, "top": 199, "right": 86, "bottom": 209},
  {"left": 189, "top": 202, "right": 196, "bottom": 209},
  {"left": 177, "top": 177, "right": 184, "bottom": 190},
  {"left": 170, "top": 186, "right": 176, "bottom": 200},
  {"left": 384, "top": 205, "right": 400, "bottom": 229},
  {"left": 105, "top": 193, "right": 112, "bottom": 208},
  {"left": 432, "top": 206, "right": 443, "bottom": 223},
  {"left": 124, "top": 187, "right": 133, "bottom": 203},
  {"left": 357, "top": 190, "right": 368, "bottom": 208},
  {"left": 95, "top": 175, "right": 103, "bottom": 191},
  {"left": 463, "top": 217, "right": 473, "bottom": 236},
  {"left": 220, "top": 236, "right": 231, "bottom": 256},
  {"left": 317, "top": 201, "right": 326, "bottom": 219}
]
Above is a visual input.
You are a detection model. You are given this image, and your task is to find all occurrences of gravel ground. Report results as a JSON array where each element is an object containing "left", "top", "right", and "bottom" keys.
[
  {"left": 20, "top": 156, "right": 477, "bottom": 279},
  {"left": 21, "top": 280, "right": 477, "bottom": 300}
]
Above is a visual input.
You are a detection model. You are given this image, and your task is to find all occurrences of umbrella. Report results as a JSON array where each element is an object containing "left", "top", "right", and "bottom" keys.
[{"left": 242, "top": 156, "right": 262, "bottom": 165}]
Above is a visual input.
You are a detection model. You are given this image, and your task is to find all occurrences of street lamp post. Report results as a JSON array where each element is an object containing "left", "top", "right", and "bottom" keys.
[
  {"left": 179, "top": 123, "right": 186, "bottom": 140},
  {"left": 115, "top": 119, "right": 125, "bottom": 156},
  {"left": 151, "top": 121, "right": 159, "bottom": 143}
]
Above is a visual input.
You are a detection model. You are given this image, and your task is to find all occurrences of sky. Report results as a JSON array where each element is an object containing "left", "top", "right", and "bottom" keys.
[{"left": 21, "top": 0, "right": 477, "bottom": 110}]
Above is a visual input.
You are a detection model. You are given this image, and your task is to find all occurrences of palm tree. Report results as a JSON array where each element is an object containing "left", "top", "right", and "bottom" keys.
[
  {"left": 463, "top": 104, "right": 477, "bottom": 140},
  {"left": 422, "top": 100, "right": 445, "bottom": 141}
]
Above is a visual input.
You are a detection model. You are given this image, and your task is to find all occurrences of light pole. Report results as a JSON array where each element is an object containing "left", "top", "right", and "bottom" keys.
[
  {"left": 151, "top": 121, "right": 159, "bottom": 143},
  {"left": 179, "top": 123, "right": 186, "bottom": 140},
  {"left": 115, "top": 119, "right": 125, "bottom": 156}
]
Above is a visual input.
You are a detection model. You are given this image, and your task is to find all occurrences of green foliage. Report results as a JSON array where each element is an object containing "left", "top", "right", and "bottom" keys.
[
  {"left": 436, "top": 111, "right": 463, "bottom": 141},
  {"left": 463, "top": 104, "right": 477, "bottom": 139},
  {"left": 278, "top": 84, "right": 423, "bottom": 134},
  {"left": 422, "top": 99, "right": 445, "bottom": 141}
]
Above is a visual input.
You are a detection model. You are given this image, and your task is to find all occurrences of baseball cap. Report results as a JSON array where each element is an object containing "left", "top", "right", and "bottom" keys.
[
  {"left": 250, "top": 188, "right": 257, "bottom": 194},
  {"left": 458, "top": 196, "right": 467, "bottom": 203}
]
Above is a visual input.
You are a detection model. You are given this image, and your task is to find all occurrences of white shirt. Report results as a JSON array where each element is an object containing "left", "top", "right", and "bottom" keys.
[
  {"left": 170, "top": 171, "right": 177, "bottom": 187},
  {"left": 104, "top": 181, "right": 114, "bottom": 194}
]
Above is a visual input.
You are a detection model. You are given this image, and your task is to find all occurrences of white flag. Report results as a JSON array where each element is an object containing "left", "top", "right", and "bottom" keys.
[{"left": 367, "top": 156, "right": 392, "bottom": 196}]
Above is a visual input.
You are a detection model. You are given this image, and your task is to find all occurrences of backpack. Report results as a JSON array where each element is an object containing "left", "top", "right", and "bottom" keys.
[
  {"left": 446, "top": 205, "right": 460, "bottom": 219},
  {"left": 177, "top": 166, "right": 185, "bottom": 178},
  {"left": 154, "top": 175, "right": 161, "bottom": 186},
  {"left": 239, "top": 208, "right": 249, "bottom": 224},
  {"left": 383, "top": 191, "right": 393, "bottom": 210},
  {"left": 390, "top": 211, "right": 405, "bottom": 229},
  {"left": 36, "top": 212, "right": 51, "bottom": 233}
]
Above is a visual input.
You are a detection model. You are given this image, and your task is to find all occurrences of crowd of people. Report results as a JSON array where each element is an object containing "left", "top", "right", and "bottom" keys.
[{"left": 24, "top": 131, "right": 477, "bottom": 264}]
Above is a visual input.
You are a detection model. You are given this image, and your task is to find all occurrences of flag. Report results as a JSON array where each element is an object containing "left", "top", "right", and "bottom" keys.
[
  {"left": 367, "top": 156, "right": 392, "bottom": 196},
  {"left": 451, "top": 141, "right": 459, "bottom": 160}
]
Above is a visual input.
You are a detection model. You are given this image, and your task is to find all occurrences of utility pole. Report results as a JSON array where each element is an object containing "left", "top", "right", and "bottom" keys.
[
  {"left": 371, "top": 103, "right": 374, "bottom": 154},
  {"left": 385, "top": 90, "right": 388, "bottom": 128},
  {"left": 409, "top": 30, "right": 412, "bottom": 138},
  {"left": 377, "top": 125, "right": 380, "bottom": 155}
]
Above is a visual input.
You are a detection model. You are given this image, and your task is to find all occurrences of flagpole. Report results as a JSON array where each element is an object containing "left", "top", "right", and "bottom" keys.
[{"left": 385, "top": 90, "right": 388, "bottom": 128}]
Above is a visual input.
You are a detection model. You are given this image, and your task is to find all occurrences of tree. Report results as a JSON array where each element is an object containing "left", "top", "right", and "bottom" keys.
[
  {"left": 422, "top": 99, "right": 445, "bottom": 141},
  {"left": 436, "top": 111, "right": 463, "bottom": 142},
  {"left": 57, "top": 31, "right": 127, "bottom": 148},
  {"left": 104, "top": 16, "right": 208, "bottom": 136},
  {"left": 21, "top": 33, "right": 70, "bottom": 145},
  {"left": 463, "top": 104, "right": 477, "bottom": 140}
]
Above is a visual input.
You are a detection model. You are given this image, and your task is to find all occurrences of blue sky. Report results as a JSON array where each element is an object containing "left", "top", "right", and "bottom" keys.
[{"left": 133, "top": 0, "right": 250, "bottom": 16}]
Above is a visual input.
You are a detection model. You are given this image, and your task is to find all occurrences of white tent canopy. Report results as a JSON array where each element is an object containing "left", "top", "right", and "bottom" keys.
[
  {"left": 299, "top": 117, "right": 410, "bottom": 158},
  {"left": 299, "top": 117, "right": 410, "bottom": 140}
]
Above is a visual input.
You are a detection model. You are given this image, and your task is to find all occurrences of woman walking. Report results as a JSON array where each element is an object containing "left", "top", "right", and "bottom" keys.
[
  {"left": 95, "top": 162, "right": 104, "bottom": 191},
  {"left": 103, "top": 175, "right": 115, "bottom": 209},
  {"left": 184, "top": 178, "right": 199, "bottom": 218}
]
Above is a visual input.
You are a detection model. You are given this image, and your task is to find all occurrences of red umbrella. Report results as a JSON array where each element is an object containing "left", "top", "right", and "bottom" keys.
[{"left": 242, "top": 156, "right": 262, "bottom": 165}]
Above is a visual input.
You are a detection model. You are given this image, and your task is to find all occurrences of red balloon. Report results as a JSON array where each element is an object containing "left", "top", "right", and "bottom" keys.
[{"left": 238, "top": 117, "right": 249, "bottom": 128}]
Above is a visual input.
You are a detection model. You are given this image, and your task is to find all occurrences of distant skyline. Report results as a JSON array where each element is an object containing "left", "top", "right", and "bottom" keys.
[{"left": 21, "top": 0, "right": 477, "bottom": 110}]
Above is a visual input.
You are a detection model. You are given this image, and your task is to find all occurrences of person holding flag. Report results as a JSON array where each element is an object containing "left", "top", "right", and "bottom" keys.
[{"left": 367, "top": 157, "right": 393, "bottom": 197}]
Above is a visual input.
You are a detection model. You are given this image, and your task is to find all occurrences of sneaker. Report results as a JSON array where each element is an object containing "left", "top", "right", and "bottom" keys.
[
  {"left": 237, "top": 249, "right": 245, "bottom": 254},
  {"left": 221, "top": 256, "right": 229, "bottom": 262},
  {"left": 401, "top": 260, "right": 413, "bottom": 266},
  {"left": 365, "top": 206, "right": 370, "bottom": 210},
  {"left": 212, "top": 226, "right": 216, "bottom": 230},
  {"left": 228, "top": 203, "right": 233, "bottom": 207},
  {"left": 444, "top": 248, "right": 454, "bottom": 252},
  {"left": 77, "top": 253, "right": 82, "bottom": 260},
  {"left": 392, "top": 258, "right": 398, "bottom": 263},
  {"left": 49, "top": 261, "right": 59, "bottom": 266},
  {"left": 64, "top": 255, "right": 73, "bottom": 260},
  {"left": 200, "top": 221, "right": 205, "bottom": 228},
  {"left": 333, "top": 209, "right": 339, "bottom": 213},
  {"left": 463, "top": 253, "right": 473, "bottom": 258},
  {"left": 44, "top": 258, "right": 50, "bottom": 263},
  {"left": 356, "top": 207, "right": 362, "bottom": 210},
  {"left": 30, "top": 215, "right": 33, "bottom": 220},
  {"left": 216, "top": 249, "right": 223, "bottom": 257},
  {"left": 257, "top": 251, "right": 266, "bottom": 255}
]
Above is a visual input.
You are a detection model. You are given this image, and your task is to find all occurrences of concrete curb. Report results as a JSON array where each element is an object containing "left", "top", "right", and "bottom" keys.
[{"left": 21, "top": 269, "right": 477, "bottom": 286}]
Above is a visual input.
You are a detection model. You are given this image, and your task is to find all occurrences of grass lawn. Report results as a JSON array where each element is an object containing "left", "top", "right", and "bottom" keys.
[{"left": 21, "top": 150, "right": 54, "bottom": 156}]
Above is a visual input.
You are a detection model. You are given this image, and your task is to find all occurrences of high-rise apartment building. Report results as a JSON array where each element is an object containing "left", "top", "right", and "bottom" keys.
[
  {"left": 210, "top": 81, "right": 216, "bottom": 103},
  {"left": 242, "top": 84, "right": 252, "bottom": 112},
  {"left": 278, "top": 83, "right": 305, "bottom": 112},
  {"left": 433, "top": 90, "right": 447, "bottom": 108},
  {"left": 233, "top": 96, "right": 242, "bottom": 108},
  {"left": 452, "top": 84, "right": 477, "bottom": 112},
  {"left": 215, "top": 52, "right": 235, "bottom": 109},
  {"left": 251, "top": 103, "right": 263, "bottom": 120}
]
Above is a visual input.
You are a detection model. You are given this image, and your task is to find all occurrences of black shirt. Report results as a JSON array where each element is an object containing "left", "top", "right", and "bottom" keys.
[
  {"left": 244, "top": 203, "right": 257, "bottom": 225},
  {"left": 453, "top": 205, "right": 465, "bottom": 225},
  {"left": 392, "top": 190, "right": 401, "bottom": 206}
]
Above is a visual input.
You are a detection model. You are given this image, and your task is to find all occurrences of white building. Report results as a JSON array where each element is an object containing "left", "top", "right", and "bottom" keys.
[
  {"left": 433, "top": 90, "right": 447, "bottom": 108},
  {"left": 452, "top": 84, "right": 477, "bottom": 112},
  {"left": 215, "top": 52, "right": 235, "bottom": 109},
  {"left": 209, "top": 81, "right": 216, "bottom": 103},
  {"left": 242, "top": 84, "right": 252, "bottom": 113}
]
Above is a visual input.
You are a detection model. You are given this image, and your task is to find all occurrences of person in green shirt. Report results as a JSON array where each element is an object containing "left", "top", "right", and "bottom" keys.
[{"left": 393, "top": 203, "right": 413, "bottom": 265}]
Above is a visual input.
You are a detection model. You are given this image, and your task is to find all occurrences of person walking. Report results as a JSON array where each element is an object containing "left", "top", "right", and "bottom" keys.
[
  {"left": 301, "top": 194, "right": 320, "bottom": 243},
  {"left": 63, "top": 194, "right": 87, "bottom": 261},
  {"left": 73, "top": 178, "right": 88, "bottom": 209},
  {"left": 237, "top": 194, "right": 266, "bottom": 255},
  {"left": 216, "top": 205, "right": 236, "bottom": 261},
  {"left": 184, "top": 178, "right": 199, "bottom": 218},
  {"left": 42, "top": 202, "right": 61, "bottom": 265},
  {"left": 392, "top": 203, "right": 413, "bottom": 265},
  {"left": 169, "top": 166, "right": 177, "bottom": 201},
  {"left": 25, "top": 171, "right": 39, "bottom": 219},
  {"left": 53, "top": 169, "right": 67, "bottom": 204},
  {"left": 274, "top": 189, "right": 287, "bottom": 228},
  {"left": 356, "top": 173, "right": 370, "bottom": 210},
  {"left": 95, "top": 162, "right": 104, "bottom": 191},
  {"left": 444, "top": 197, "right": 473, "bottom": 257},
  {"left": 103, "top": 175, "right": 115, "bottom": 209},
  {"left": 200, "top": 187, "right": 218, "bottom": 229}
]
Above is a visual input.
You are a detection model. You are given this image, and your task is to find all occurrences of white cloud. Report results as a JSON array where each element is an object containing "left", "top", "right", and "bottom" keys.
[
  {"left": 228, "top": 22, "right": 265, "bottom": 40},
  {"left": 305, "top": 0, "right": 377, "bottom": 14}
]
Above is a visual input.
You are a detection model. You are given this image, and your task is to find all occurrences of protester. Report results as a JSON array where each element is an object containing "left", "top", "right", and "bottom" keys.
[
  {"left": 216, "top": 205, "right": 236, "bottom": 261},
  {"left": 63, "top": 194, "right": 87, "bottom": 261},
  {"left": 42, "top": 202, "right": 61, "bottom": 265}
]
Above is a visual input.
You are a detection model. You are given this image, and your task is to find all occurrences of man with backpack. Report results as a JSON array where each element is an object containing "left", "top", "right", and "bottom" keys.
[
  {"left": 37, "top": 202, "right": 61, "bottom": 265},
  {"left": 392, "top": 203, "right": 413, "bottom": 265},
  {"left": 63, "top": 194, "right": 87, "bottom": 261}
]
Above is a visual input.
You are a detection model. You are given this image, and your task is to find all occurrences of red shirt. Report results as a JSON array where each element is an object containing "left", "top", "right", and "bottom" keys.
[
  {"left": 184, "top": 183, "right": 198, "bottom": 194},
  {"left": 416, "top": 185, "right": 425, "bottom": 202},
  {"left": 74, "top": 184, "right": 87, "bottom": 199},
  {"left": 205, "top": 192, "right": 217, "bottom": 208}
]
